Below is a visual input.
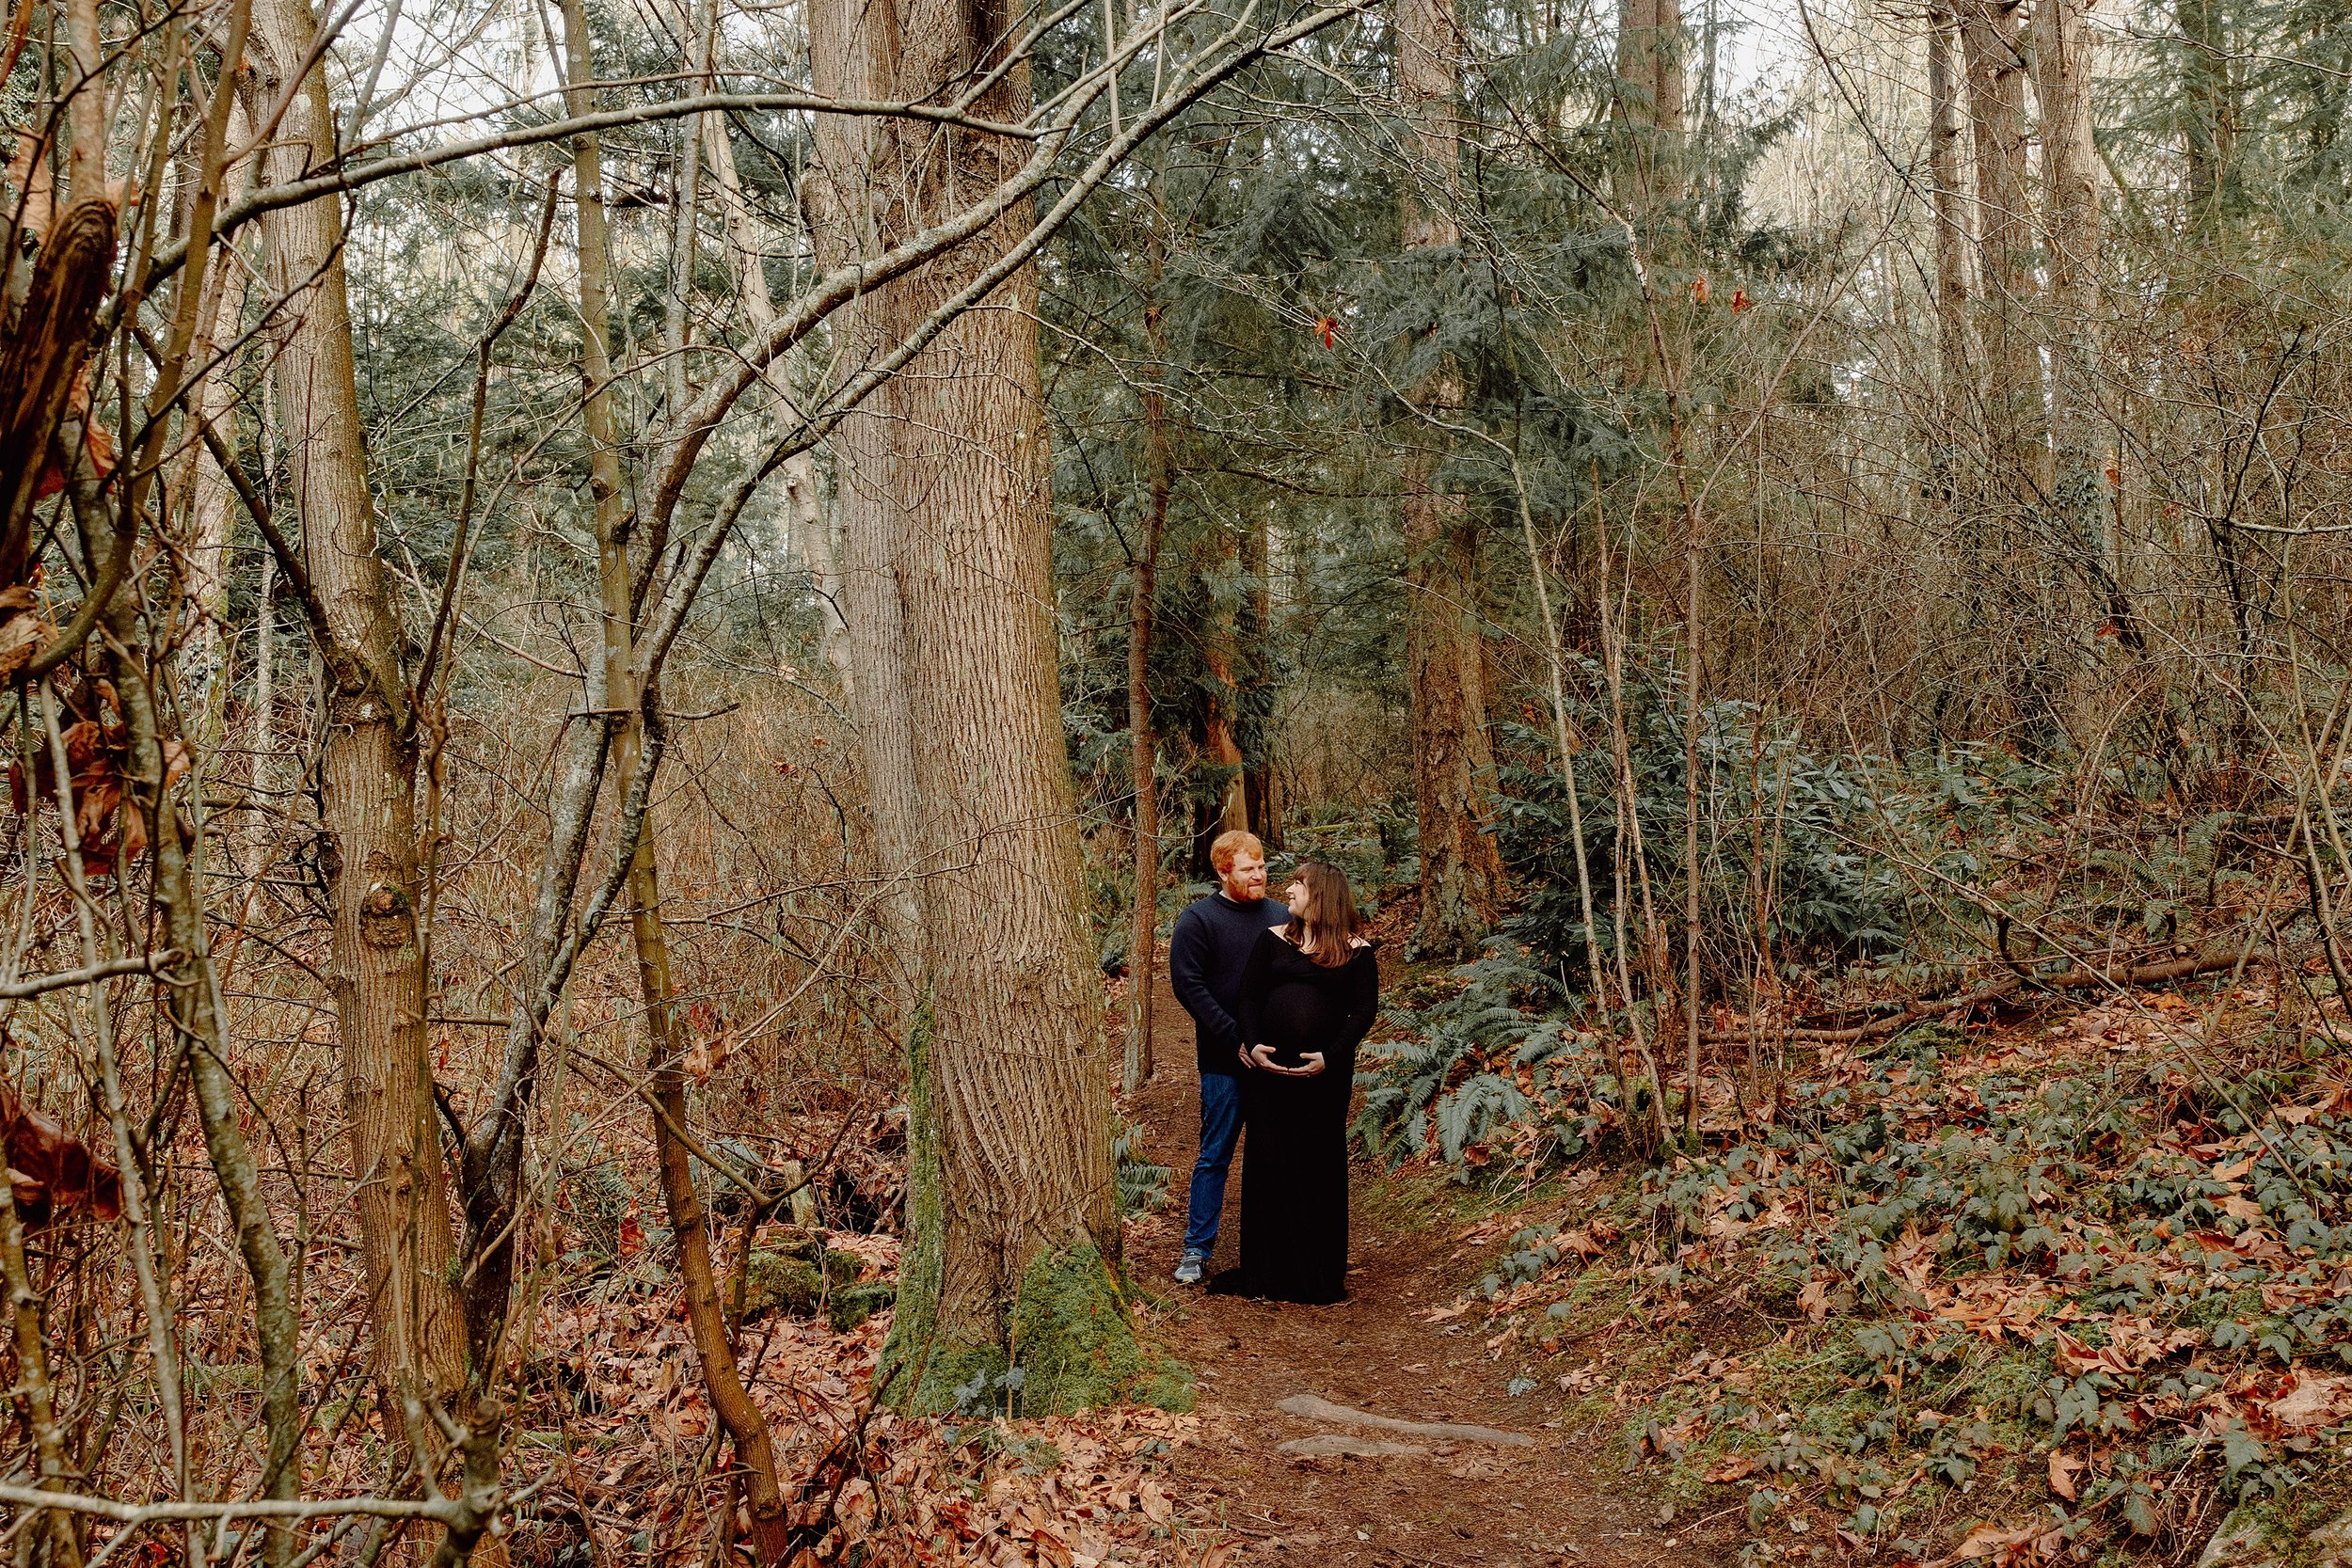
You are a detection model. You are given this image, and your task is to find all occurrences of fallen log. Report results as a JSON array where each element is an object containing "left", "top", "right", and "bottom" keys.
[{"left": 1701, "top": 944, "right": 2261, "bottom": 1046}]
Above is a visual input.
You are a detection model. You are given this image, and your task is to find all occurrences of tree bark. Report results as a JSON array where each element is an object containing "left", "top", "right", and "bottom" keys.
[
  {"left": 1613, "top": 0, "right": 1683, "bottom": 203},
  {"left": 1400, "top": 0, "right": 1504, "bottom": 960},
  {"left": 1926, "top": 1, "right": 1971, "bottom": 418},
  {"left": 1243, "top": 506, "right": 1279, "bottom": 848},
  {"left": 805, "top": 0, "right": 926, "bottom": 989},
  {"left": 246, "top": 0, "right": 466, "bottom": 1402},
  {"left": 1956, "top": 0, "right": 2040, "bottom": 499},
  {"left": 2034, "top": 0, "right": 2107, "bottom": 574},
  {"left": 2178, "top": 0, "right": 2233, "bottom": 232},
  {"left": 808, "top": 0, "right": 1140, "bottom": 1411},
  {"left": 1197, "top": 531, "right": 1250, "bottom": 876},
  {"left": 1124, "top": 370, "right": 1169, "bottom": 1097},
  {"left": 1957, "top": 0, "right": 2059, "bottom": 741}
]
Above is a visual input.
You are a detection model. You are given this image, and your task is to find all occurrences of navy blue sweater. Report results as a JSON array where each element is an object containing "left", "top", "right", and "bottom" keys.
[{"left": 1168, "top": 892, "right": 1293, "bottom": 1076}]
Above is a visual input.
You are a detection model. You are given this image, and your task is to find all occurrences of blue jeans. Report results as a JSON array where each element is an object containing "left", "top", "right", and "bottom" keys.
[{"left": 1183, "top": 1072, "right": 1245, "bottom": 1257}]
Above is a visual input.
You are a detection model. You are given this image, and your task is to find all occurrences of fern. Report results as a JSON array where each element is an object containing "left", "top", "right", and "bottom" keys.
[
  {"left": 1435, "top": 1073, "right": 1529, "bottom": 1164},
  {"left": 1353, "top": 955, "right": 1562, "bottom": 1167}
]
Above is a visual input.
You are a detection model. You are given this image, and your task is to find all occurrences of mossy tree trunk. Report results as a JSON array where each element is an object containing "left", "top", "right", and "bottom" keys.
[{"left": 807, "top": 0, "right": 1167, "bottom": 1415}]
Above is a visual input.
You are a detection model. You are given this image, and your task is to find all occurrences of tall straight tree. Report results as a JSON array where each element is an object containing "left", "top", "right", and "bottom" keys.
[
  {"left": 1195, "top": 526, "right": 1250, "bottom": 873},
  {"left": 1125, "top": 301, "right": 1173, "bottom": 1096},
  {"left": 1613, "top": 0, "right": 1683, "bottom": 198},
  {"left": 1926, "top": 0, "right": 1972, "bottom": 419},
  {"left": 1957, "top": 0, "right": 2058, "bottom": 739},
  {"left": 1398, "top": 0, "right": 1505, "bottom": 959},
  {"left": 2035, "top": 0, "right": 2108, "bottom": 575},
  {"left": 246, "top": 0, "right": 466, "bottom": 1402},
  {"left": 807, "top": 0, "right": 1143, "bottom": 1408},
  {"left": 2177, "top": 0, "right": 2236, "bottom": 231},
  {"left": 1957, "top": 0, "right": 2040, "bottom": 498}
]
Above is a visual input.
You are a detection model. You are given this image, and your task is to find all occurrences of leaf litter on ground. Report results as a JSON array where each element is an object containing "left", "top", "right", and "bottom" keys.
[{"left": 1370, "top": 977, "right": 2352, "bottom": 1563}]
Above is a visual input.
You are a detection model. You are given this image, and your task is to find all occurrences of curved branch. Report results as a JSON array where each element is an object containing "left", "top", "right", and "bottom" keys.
[
  {"left": 0, "top": 952, "right": 182, "bottom": 1001},
  {"left": 132, "top": 85, "right": 1054, "bottom": 304}
]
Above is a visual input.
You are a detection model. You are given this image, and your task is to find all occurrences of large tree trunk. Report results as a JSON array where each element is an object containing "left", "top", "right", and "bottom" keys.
[
  {"left": 1400, "top": 0, "right": 1504, "bottom": 959},
  {"left": 1957, "top": 0, "right": 2041, "bottom": 499},
  {"left": 886, "top": 236, "right": 1125, "bottom": 1412},
  {"left": 2034, "top": 0, "right": 2115, "bottom": 598},
  {"left": 1926, "top": 1, "right": 1971, "bottom": 418},
  {"left": 1957, "top": 0, "right": 2058, "bottom": 741},
  {"left": 808, "top": 0, "right": 1149, "bottom": 1412},
  {"left": 246, "top": 0, "right": 467, "bottom": 1401},
  {"left": 805, "top": 5, "right": 926, "bottom": 987},
  {"left": 1613, "top": 0, "right": 1683, "bottom": 202}
]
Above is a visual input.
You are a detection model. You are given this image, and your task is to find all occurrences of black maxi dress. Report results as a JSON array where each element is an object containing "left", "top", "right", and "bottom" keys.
[{"left": 1206, "top": 929, "right": 1380, "bottom": 1305}]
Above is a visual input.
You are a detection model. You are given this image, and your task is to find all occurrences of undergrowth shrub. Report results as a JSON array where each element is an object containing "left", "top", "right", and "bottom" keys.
[
  {"left": 1355, "top": 954, "right": 1648, "bottom": 1174},
  {"left": 1491, "top": 652, "right": 2066, "bottom": 996}
]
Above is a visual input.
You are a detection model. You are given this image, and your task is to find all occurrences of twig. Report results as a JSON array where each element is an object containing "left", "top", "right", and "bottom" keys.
[{"left": 0, "top": 950, "right": 181, "bottom": 999}]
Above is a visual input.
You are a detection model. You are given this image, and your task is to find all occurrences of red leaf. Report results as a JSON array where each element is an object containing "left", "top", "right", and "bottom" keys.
[{"left": 1, "top": 1082, "right": 119, "bottom": 1227}]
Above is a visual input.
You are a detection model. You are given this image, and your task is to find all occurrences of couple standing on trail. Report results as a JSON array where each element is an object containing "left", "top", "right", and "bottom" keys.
[{"left": 1167, "top": 831, "right": 1381, "bottom": 1305}]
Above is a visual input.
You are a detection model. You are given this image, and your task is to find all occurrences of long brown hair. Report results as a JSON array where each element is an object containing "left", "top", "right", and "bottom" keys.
[{"left": 1284, "top": 861, "right": 1366, "bottom": 966}]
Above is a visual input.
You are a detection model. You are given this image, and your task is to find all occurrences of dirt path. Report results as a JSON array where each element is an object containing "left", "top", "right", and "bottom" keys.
[{"left": 1120, "top": 978, "right": 1740, "bottom": 1568}]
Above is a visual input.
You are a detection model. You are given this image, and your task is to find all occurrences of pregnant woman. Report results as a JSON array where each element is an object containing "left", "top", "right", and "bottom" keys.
[{"left": 1208, "top": 861, "right": 1380, "bottom": 1305}]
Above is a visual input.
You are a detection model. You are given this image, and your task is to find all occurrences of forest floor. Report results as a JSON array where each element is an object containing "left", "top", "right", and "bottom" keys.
[{"left": 1121, "top": 974, "right": 1742, "bottom": 1568}]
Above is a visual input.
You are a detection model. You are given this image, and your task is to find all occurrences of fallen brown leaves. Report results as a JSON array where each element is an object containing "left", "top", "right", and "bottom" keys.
[
  {"left": 532, "top": 1284, "right": 1221, "bottom": 1568},
  {"left": 1407, "top": 983, "right": 2352, "bottom": 1563}
]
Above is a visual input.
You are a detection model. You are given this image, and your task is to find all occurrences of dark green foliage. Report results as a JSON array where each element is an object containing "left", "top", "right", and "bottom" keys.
[
  {"left": 1491, "top": 652, "right": 2058, "bottom": 993},
  {"left": 1353, "top": 954, "right": 1656, "bottom": 1174}
]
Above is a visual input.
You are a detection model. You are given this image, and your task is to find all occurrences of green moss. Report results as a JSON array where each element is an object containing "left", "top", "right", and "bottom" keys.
[
  {"left": 881, "top": 989, "right": 1192, "bottom": 1415},
  {"left": 742, "top": 1240, "right": 866, "bottom": 1323},
  {"left": 830, "top": 1282, "right": 896, "bottom": 1334},
  {"left": 894, "top": 1242, "right": 1193, "bottom": 1416},
  {"left": 2217, "top": 1458, "right": 2352, "bottom": 1567},
  {"left": 1009, "top": 1242, "right": 1194, "bottom": 1413}
]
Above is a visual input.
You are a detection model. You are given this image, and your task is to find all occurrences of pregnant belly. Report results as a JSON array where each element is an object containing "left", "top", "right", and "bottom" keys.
[{"left": 1260, "top": 982, "right": 1340, "bottom": 1063}]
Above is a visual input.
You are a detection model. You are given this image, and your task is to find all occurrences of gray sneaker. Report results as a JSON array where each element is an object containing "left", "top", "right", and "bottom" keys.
[{"left": 1173, "top": 1249, "right": 1207, "bottom": 1285}]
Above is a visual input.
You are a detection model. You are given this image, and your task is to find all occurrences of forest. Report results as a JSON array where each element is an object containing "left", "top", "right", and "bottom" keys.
[{"left": 0, "top": 0, "right": 2345, "bottom": 1554}]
